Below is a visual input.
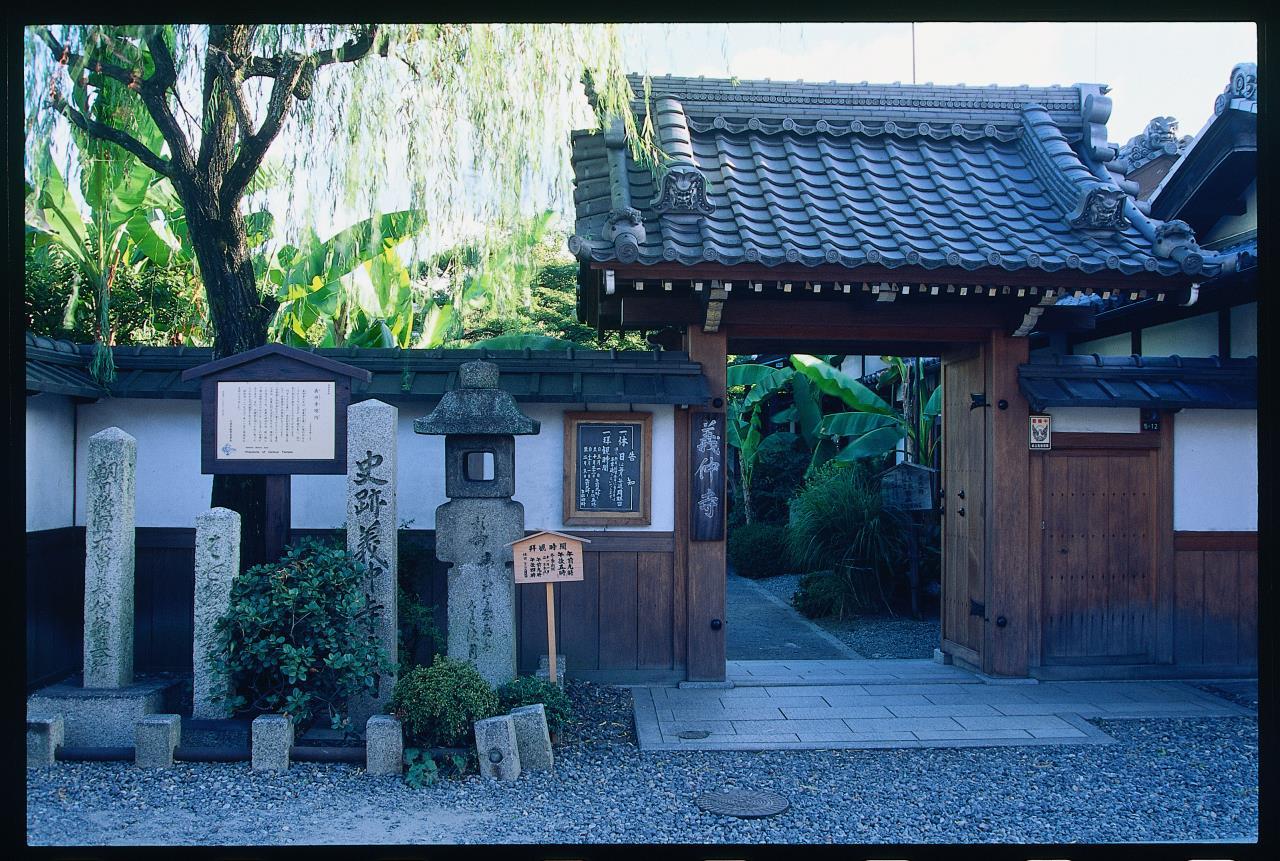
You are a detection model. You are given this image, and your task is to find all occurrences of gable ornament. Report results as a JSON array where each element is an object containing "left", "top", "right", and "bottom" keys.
[
  {"left": 1216, "top": 62, "right": 1257, "bottom": 114},
  {"left": 651, "top": 163, "right": 716, "bottom": 216},
  {"left": 1070, "top": 186, "right": 1130, "bottom": 230}
]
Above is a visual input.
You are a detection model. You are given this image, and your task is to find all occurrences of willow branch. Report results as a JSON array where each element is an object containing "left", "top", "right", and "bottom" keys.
[
  {"left": 221, "top": 55, "right": 307, "bottom": 209},
  {"left": 242, "top": 24, "right": 382, "bottom": 83},
  {"left": 48, "top": 96, "right": 171, "bottom": 177},
  {"left": 35, "top": 26, "right": 134, "bottom": 86}
]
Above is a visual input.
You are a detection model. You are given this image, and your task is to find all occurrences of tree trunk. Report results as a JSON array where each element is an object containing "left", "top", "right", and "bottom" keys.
[{"left": 181, "top": 181, "right": 275, "bottom": 570}]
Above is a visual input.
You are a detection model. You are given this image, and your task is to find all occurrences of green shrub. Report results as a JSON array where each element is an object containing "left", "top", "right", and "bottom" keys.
[
  {"left": 786, "top": 461, "right": 907, "bottom": 615},
  {"left": 212, "top": 537, "right": 392, "bottom": 734},
  {"left": 728, "top": 522, "right": 792, "bottom": 579},
  {"left": 749, "top": 431, "right": 809, "bottom": 523},
  {"left": 390, "top": 655, "right": 500, "bottom": 748},
  {"left": 496, "top": 676, "right": 574, "bottom": 733}
]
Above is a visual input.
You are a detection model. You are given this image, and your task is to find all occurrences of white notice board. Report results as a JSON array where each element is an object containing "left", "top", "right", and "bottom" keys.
[{"left": 216, "top": 381, "right": 336, "bottom": 460}]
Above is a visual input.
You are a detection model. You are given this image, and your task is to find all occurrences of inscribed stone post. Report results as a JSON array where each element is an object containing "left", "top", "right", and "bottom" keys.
[
  {"left": 347, "top": 399, "right": 398, "bottom": 725},
  {"left": 83, "top": 427, "right": 136, "bottom": 689},
  {"left": 192, "top": 508, "right": 240, "bottom": 719}
]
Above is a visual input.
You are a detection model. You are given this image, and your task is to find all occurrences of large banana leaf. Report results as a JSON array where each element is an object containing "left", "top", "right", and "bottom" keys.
[
  {"left": 741, "top": 367, "right": 794, "bottom": 409},
  {"left": 819, "top": 410, "right": 903, "bottom": 438},
  {"left": 790, "top": 374, "right": 825, "bottom": 449},
  {"left": 727, "top": 362, "right": 783, "bottom": 388},
  {"left": 834, "top": 425, "right": 907, "bottom": 461},
  {"left": 790, "top": 353, "right": 897, "bottom": 418}
]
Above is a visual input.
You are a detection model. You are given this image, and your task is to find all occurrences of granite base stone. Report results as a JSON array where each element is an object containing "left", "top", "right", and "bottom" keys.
[
  {"left": 536, "top": 655, "right": 566, "bottom": 687},
  {"left": 27, "top": 678, "right": 173, "bottom": 746},
  {"left": 135, "top": 715, "right": 181, "bottom": 768},
  {"left": 509, "top": 704, "right": 554, "bottom": 772},
  {"left": 251, "top": 715, "right": 293, "bottom": 772},
  {"left": 365, "top": 715, "right": 403, "bottom": 776},
  {"left": 27, "top": 714, "right": 64, "bottom": 767},
  {"left": 474, "top": 715, "right": 521, "bottom": 781}
]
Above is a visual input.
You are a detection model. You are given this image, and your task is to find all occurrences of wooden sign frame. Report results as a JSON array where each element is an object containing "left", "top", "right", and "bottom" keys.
[
  {"left": 508, "top": 530, "right": 589, "bottom": 584},
  {"left": 562, "top": 411, "right": 652, "bottom": 526},
  {"left": 689, "top": 410, "right": 726, "bottom": 541},
  {"left": 182, "top": 344, "right": 370, "bottom": 476}
]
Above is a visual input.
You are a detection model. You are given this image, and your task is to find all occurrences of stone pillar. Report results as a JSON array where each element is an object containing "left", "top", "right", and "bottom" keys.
[
  {"left": 474, "top": 714, "right": 521, "bottom": 782},
  {"left": 193, "top": 508, "right": 240, "bottom": 719},
  {"left": 347, "top": 399, "right": 399, "bottom": 725},
  {"left": 251, "top": 714, "right": 293, "bottom": 772},
  {"left": 135, "top": 714, "right": 181, "bottom": 768},
  {"left": 509, "top": 703, "right": 554, "bottom": 771},
  {"left": 83, "top": 427, "right": 136, "bottom": 689},
  {"left": 365, "top": 715, "right": 403, "bottom": 776}
]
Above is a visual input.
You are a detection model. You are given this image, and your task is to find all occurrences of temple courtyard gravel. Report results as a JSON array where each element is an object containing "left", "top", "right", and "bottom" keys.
[{"left": 26, "top": 680, "right": 1257, "bottom": 845}]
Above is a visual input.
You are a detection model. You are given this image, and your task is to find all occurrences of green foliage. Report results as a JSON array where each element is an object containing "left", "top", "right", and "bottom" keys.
[
  {"left": 496, "top": 676, "right": 574, "bottom": 734},
  {"left": 728, "top": 522, "right": 792, "bottom": 579},
  {"left": 212, "top": 537, "right": 393, "bottom": 734},
  {"left": 749, "top": 432, "right": 809, "bottom": 523},
  {"left": 785, "top": 461, "right": 907, "bottom": 616},
  {"left": 390, "top": 655, "right": 501, "bottom": 748},
  {"left": 403, "top": 747, "right": 471, "bottom": 787}
]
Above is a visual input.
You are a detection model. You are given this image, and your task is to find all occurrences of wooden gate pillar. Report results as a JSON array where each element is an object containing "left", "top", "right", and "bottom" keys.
[
  {"left": 985, "top": 329, "right": 1031, "bottom": 676},
  {"left": 683, "top": 326, "right": 728, "bottom": 681}
]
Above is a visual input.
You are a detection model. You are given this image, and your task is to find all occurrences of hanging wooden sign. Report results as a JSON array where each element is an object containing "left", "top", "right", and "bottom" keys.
[
  {"left": 878, "top": 461, "right": 938, "bottom": 511},
  {"left": 690, "top": 411, "right": 725, "bottom": 541}
]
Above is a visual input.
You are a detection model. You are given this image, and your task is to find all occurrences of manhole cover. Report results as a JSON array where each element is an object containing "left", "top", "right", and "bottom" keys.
[
  {"left": 696, "top": 790, "right": 790, "bottom": 819},
  {"left": 677, "top": 730, "right": 711, "bottom": 739}
]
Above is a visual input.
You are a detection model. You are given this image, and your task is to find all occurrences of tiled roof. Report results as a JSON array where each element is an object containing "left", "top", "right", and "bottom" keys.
[
  {"left": 570, "top": 74, "right": 1232, "bottom": 281},
  {"left": 24, "top": 333, "right": 711, "bottom": 405},
  {"left": 1019, "top": 353, "right": 1256, "bottom": 411}
]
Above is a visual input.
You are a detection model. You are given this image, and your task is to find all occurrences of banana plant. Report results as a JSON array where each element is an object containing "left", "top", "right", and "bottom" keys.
[
  {"left": 26, "top": 147, "right": 177, "bottom": 382},
  {"left": 268, "top": 210, "right": 429, "bottom": 349},
  {"left": 727, "top": 354, "right": 942, "bottom": 480}
]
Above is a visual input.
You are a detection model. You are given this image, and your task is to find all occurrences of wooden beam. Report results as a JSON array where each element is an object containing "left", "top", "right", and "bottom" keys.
[
  {"left": 1154, "top": 410, "right": 1176, "bottom": 665},
  {"left": 595, "top": 261, "right": 1180, "bottom": 293},
  {"left": 985, "top": 329, "right": 1030, "bottom": 677},
  {"left": 684, "top": 326, "right": 727, "bottom": 681}
]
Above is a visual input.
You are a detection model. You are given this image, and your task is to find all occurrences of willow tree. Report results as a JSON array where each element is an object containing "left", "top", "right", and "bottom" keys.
[{"left": 26, "top": 23, "right": 647, "bottom": 566}]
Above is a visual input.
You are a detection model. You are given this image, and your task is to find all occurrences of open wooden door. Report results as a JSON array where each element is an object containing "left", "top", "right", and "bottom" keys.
[{"left": 940, "top": 348, "right": 987, "bottom": 670}]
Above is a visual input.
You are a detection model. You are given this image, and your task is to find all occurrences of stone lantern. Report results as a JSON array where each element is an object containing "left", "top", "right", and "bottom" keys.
[{"left": 414, "top": 360, "right": 540, "bottom": 687}]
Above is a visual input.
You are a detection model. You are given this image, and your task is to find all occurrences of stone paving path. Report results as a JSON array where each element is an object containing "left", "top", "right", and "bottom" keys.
[
  {"left": 725, "top": 574, "right": 861, "bottom": 661},
  {"left": 633, "top": 660, "right": 1253, "bottom": 751}
]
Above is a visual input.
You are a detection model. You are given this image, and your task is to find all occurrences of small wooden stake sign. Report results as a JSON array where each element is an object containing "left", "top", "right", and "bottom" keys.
[{"left": 507, "top": 530, "right": 589, "bottom": 685}]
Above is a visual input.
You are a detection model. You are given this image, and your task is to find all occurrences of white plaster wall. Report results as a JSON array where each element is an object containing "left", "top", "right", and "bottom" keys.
[
  {"left": 75, "top": 399, "right": 212, "bottom": 527},
  {"left": 1231, "top": 302, "right": 1257, "bottom": 358},
  {"left": 292, "top": 400, "right": 676, "bottom": 530},
  {"left": 1072, "top": 333, "right": 1131, "bottom": 357},
  {"left": 69, "top": 396, "right": 677, "bottom": 532},
  {"left": 1043, "top": 407, "right": 1140, "bottom": 433},
  {"left": 1141, "top": 313, "right": 1218, "bottom": 358},
  {"left": 26, "top": 393, "right": 77, "bottom": 532},
  {"left": 1205, "top": 179, "right": 1256, "bottom": 247},
  {"left": 1173, "top": 410, "right": 1257, "bottom": 530}
]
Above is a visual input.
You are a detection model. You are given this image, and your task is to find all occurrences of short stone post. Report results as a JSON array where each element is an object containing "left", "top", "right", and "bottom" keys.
[
  {"left": 509, "top": 704, "right": 554, "bottom": 772},
  {"left": 347, "top": 399, "right": 398, "bottom": 726},
  {"left": 251, "top": 714, "right": 293, "bottom": 772},
  {"left": 474, "top": 714, "right": 521, "bottom": 782},
  {"left": 193, "top": 508, "right": 240, "bottom": 719},
  {"left": 83, "top": 427, "right": 137, "bottom": 689},
  {"left": 365, "top": 715, "right": 403, "bottom": 776},
  {"left": 27, "top": 714, "right": 63, "bottom": 767},
  {"left": 537, "top": 655, "right": 567, "bottom": 687},
  {"left": 135, "top": 715, "right": 181, "bottom": 768}
]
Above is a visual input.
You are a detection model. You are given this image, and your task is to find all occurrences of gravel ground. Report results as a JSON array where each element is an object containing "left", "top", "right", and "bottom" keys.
[
  {"left": 28, "top": 680, "right": 1257, "bottom": 845},
  {"left": 749, "top": 573, "right": 942, "bottom": 659}
]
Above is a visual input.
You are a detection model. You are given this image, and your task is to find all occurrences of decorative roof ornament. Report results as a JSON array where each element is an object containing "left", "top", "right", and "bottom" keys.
[
  {"left": 603, "top": 207, "right": 646, "bottom": 263},
  {"left": 1114, "top": 116, "right": 1192, "bottom": 174},
  {"left": 1070, "top": 186, "right": 1130, "bottom": 230},
  {"left": 1216, "top": 62, "right": 1258, "bottom": 114},
  {"left": 1152, "top": 219, "right": 1205, "bottom": 274},
  {"left": 650, "top": 163, "right": 716, "bottom": 215}
]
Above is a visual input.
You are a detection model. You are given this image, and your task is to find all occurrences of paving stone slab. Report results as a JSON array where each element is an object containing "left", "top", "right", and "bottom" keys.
[
  {"left": 780, "top": 705, "right": 896, "bottom": 720},
  {"left": 842, "top": 717, "right": 965, "bottom": 733},
  {"left": 1028, "top": 727, "right": 1089, "bottom": 738},
  {"left": 913, "top": 728, "right": 1033, "bottom": 740},
  {"left": 730, "top": 718, "right": 852, "bottom": 735},
  {"left": 886, "top": 704, "right": 1002, "bottom": 718},
  {"left": 923, "top": 691, "right": 1037, "bottom": 705},
  {"left": 822, "top": 694, "right": 934, "bottom": 707},
  {"left": 955, "top": 714, "right": 1077, "bottom": 731}
]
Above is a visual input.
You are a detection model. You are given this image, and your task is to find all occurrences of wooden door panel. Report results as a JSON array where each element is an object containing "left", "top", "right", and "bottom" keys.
[
  {"left": 1040, "top": 450, "right": 1156, "bottom": 663},
  {"left": 941, "top": 350, "right": 986, "bottom": 659}
]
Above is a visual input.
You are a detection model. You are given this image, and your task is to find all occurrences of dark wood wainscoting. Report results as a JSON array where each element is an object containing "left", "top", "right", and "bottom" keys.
[
  {"left": 516, "top": 532, "right": 680, "bottom": 680},
  {"left": 1172, "top": 532, "right": 1257, "bottom": 670},
  {"left": 27, "top": 527, "right": 680, "bottom": 690}
]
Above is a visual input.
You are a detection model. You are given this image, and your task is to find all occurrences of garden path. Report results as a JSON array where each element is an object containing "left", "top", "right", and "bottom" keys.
[{"left": 725, "top": 573, "right": 862, "bottom": 661}]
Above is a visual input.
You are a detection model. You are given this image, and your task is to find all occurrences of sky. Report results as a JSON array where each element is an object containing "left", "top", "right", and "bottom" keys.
[{"left": 623, "top": 22, "right": 1257, "bottom": 144}]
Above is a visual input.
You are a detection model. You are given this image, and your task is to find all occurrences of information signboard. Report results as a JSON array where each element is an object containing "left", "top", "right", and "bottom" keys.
[{"left": 563, "top": 412, "right": 652, "bottom": 526}]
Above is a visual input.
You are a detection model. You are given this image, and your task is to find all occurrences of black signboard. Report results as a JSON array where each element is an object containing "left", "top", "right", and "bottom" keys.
[
  {"left": 563, "top": 412, "right": 652, "bottom": 526},
  {"left": 690, "top": 411, "right": 725, "bottom": 541}
]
